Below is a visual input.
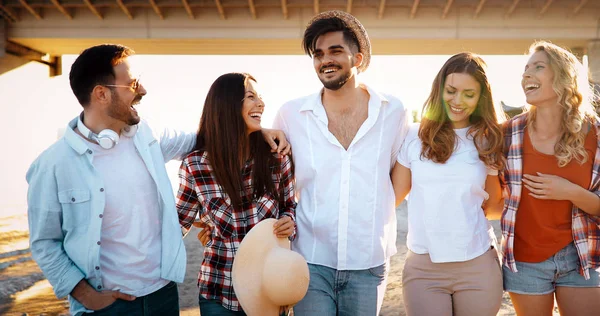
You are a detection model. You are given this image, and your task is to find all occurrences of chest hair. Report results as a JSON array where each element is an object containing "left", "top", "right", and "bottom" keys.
[{"left": 326, "top": 104, "right": 368, "bottom": 150}]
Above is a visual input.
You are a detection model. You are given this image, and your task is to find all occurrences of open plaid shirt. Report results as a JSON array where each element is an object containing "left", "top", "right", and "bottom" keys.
[
  {"left": 176, "top": 150, "right": 296, "bottom": 311},
  {"left": 501, "top": 113, "right": 600, "bottom": 279}
]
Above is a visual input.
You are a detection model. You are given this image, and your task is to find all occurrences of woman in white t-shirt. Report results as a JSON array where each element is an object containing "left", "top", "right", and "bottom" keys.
[{"left": 391, "top": 52, "right": 506, "bottom": 315}]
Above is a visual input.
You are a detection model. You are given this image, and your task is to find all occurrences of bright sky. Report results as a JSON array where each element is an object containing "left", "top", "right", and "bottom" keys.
[{"left": 1, "top": 54, "right": 532, "bottom": 216}]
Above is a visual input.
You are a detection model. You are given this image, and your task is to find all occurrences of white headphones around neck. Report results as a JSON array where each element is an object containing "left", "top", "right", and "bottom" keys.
[{"left": 77, "top": 113, "right": 138, "bottom": 150}]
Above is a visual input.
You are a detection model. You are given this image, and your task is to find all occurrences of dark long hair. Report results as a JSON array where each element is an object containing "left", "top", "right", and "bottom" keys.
[
  {"left": 419, "top": 52, "right": 505, "bottom": 170},
  {"left": 192, "top": 73, "right": 278, "bottom": 211}
]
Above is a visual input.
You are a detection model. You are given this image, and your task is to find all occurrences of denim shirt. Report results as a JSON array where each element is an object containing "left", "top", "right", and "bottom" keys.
[{"left": 26, "top": 117, "right": 195, "bottom": 316}]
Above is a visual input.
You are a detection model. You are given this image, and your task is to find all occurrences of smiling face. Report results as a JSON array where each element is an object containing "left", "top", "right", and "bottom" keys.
[
  {"left": 106, "top": 58, "right": 146, "bottom": 126},
  {"left": 241, "top": 79, "right": 264, "bottom": 135},
  {"left": 312, "top": 31, "right": 362, "bottom": 91},
  {"left": 442, "top": 72, "right": 481, "bottom": 129},
  {"left": 522, "top": 50, "right": 558, "bottom": 108}
]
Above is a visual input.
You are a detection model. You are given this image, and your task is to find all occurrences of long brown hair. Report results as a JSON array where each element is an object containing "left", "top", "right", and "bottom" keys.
[
  {"left": 419, "top": 52, "right": 505, "bottom": 170},
  {"left": 192, "top": 73, "right": 279, "bottom": 210}
]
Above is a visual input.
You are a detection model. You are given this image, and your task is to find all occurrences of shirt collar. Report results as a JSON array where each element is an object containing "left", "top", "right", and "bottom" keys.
[
  {"left": 63, "top": 116, "right": 93, "bottom": 156},
  {"left": 299, "top": 83, "right": 389, "bottom": 114}
]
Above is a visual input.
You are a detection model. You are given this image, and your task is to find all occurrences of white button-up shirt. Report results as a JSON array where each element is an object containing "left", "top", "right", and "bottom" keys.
[{"left": 274, "top": 84, "right": 410, "bottom": 270}]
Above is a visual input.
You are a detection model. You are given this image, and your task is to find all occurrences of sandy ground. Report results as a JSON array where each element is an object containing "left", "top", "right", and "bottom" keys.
[{"left": 0, "top": 204, "right": 560, "bottom": 316}]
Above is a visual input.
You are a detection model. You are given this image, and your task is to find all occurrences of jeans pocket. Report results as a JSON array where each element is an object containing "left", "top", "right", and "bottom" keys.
[
  {"left": 91, "top": 299, "right": 120, "bottom": 314},
  {"left": 368, "top": 262, "right": 387, "bottom": 278}
]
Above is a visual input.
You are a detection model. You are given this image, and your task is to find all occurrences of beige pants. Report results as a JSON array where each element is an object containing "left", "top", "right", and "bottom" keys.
[{"left": 402, "top": 247, "right": 503, "bottom": 316}]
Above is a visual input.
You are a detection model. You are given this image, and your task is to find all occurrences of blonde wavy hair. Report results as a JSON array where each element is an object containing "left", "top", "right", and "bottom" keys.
[{"left": 526, "top": 41, "right": 598, "bottom": 167}]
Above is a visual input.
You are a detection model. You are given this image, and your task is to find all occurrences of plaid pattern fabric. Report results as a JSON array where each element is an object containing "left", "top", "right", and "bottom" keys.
[
  {"left": 176, "top": 150, "right": 296, "bottom": 311},
  {"left": 501, "top": 113, "right": 600, "bottom": 279}
]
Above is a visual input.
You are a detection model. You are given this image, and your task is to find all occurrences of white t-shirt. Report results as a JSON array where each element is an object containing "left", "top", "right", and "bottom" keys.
[
  {"left": 86, "top": 135, "right": 168, "bottom": 297},
  {"left": 397, "top": 124, "right": 497, "bottom": 263}
]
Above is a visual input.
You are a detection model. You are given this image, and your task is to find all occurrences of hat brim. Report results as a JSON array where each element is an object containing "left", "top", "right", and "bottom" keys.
[{"left": 232, "top": 218, "right": 289, "bottom": 316}]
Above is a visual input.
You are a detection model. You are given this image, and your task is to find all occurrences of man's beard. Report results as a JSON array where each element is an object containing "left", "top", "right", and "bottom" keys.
[
  {"left": 107, "top": 93, "right": 142, "bottom": 126},
  {"left": 320, "top": 67, "right": 353, "bottom": 91}
]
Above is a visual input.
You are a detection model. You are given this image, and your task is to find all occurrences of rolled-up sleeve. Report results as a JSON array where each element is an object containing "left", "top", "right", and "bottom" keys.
[{"left": 26, "top": 162, "right": 85, "bottom": 299}]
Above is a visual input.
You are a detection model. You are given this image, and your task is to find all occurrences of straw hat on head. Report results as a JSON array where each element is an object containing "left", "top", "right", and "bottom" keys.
[
  {"left": 232, "top": 218, "right": 310, "bottom": 316},
  {"left": 307, "top": 10, "right": 372, "bottom": 73}
]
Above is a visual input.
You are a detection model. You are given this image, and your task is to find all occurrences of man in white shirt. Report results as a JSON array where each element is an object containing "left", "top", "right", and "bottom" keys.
[{"left": 273, "top": 11, "right": 410, "bottom": 316}]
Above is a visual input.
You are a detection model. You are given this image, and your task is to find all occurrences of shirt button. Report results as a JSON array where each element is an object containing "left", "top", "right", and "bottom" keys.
[
  {"left": 87, "top": 149, "right": 93, "bottom": 154},
  {"left": 95, "top": 266, "right": 100, "bottom": 270},
  {"left": 100, "top": 188, "right": 104, "bottom": 192},
  {"left": 97, "top": 285, "right": 102, "bottom": 290},
  {"left": 71, "top": 198, "right": 76, "bottom": 202},
  {"left": 97, "top": 241, "right": 101, "bottom": 245},
  {"left": 99, "top": 214, "right": 103, "bottom": 218}
]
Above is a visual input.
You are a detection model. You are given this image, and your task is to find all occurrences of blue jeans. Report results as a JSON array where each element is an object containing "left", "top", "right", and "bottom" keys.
[
  {"left": 88, "top": 281, "right": 179, "bottom": 315},
  {"left": 504, "top": 242, "right": 600, "bottom": 295},
  {"left": 293, "top": 262, "right": 389, "bottom": 316},
  {"left": 199, "top": 296, "right": 247, "bottom": 316}
]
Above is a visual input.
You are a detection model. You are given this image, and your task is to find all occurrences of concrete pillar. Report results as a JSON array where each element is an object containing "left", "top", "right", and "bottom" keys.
[
  {"left": 570, "top": 46, "right": 585, "bottom": 63},
  {"left": 588, "top": 40, "right": 600, "bottom": 84},
  {"left": 0, "top": 17, "right": 5, "bottom": 57},
  {"left": 588, "top": 40, "right": 600, "bottom": 110}
]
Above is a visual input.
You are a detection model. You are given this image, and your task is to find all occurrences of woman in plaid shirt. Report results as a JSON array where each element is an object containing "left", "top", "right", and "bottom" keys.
[
  {"left": 176, "top": 73, "right": 297, "bottom": 315},
  {"left": 500, "top": 42, "right": 600, "bottom": 315}
]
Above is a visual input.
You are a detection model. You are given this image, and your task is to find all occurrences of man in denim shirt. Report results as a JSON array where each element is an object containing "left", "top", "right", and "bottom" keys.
[{"left": 26, "top": 44, "right": 288, "bottom": 316}]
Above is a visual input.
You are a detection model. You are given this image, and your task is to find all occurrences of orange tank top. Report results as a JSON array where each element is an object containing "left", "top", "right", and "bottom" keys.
[{"left": 514, "top": 127, "right": 596, "bottom": 263}]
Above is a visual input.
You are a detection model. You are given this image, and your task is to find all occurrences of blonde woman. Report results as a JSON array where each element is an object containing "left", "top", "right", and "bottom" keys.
[{"left": 501, "top": 41, "right": 600, "bottom": 315}]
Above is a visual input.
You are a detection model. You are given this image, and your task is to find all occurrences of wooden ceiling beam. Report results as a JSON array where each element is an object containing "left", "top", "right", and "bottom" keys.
[
  {"left": 505, "top": 0, "right": 521, "bottom": 18},
  {"left": 50, "top": 0, "right": 72, "bottom": 19},
  {"left": 410, "top": 0, "right": 420, "bottom": 19},
  {"left": 473, "top": 0, "right": 486, "bottom": 18},
  {"left": 573, "top": 0, "right": 588, "bottom": 15},
  {"left": 18, "top": 0, "right": 42, "bottom": 20},
  {"left": 215, "top": 0, "right": 225, "bottom": 19},
  {"left": 281, "top": 0, "right": 288, "bottom": 19},
  {"left": 181, "top": 0, "right": 194, "bottom": 19},
  {"left": 248, "top": 0, "right": 256, "bottom": 19},
  {"left": 148, "top": 0, "right": 164, "bottom": 19},
  {"left": 441, "top": 0, "right": 453, "bottom": 19},
  {"left": 0, "top": 3, "right": 19, "bottom": 22},
  {"left": 116, "top": 0, "right": 133, "bottom": 19},
  {"left": 83, "top": 0, "right": 103, "bottom": 19},
  {"left": 538, "top": 0, "right": 553, "bottom": 17},
  {"left": 377, "top": 0, "right": 385, "bottom": 19}
]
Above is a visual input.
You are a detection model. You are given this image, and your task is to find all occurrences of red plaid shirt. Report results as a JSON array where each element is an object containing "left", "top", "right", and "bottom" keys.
[
  {"left": 176, "top": 150, "right": 296, "bottom": 311},
  {"left": 501, "top": 113, "right": 600, "bottom": 279}
]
